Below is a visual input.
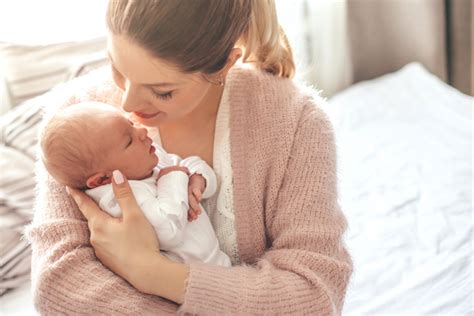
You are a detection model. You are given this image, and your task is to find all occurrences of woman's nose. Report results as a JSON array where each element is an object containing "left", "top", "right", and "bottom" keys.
[{"left": 121, "top": 81, "right": 142, "bottom": 113}]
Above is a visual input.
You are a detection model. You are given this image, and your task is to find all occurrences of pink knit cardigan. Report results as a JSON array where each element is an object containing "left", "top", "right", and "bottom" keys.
[{"left": 25, "top": 64, "right": 352, "bottom": 315}]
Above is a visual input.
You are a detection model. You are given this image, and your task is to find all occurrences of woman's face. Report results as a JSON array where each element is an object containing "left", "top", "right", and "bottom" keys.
[{"left": 107, "top": 34, "right": 217, "bottom": 126}]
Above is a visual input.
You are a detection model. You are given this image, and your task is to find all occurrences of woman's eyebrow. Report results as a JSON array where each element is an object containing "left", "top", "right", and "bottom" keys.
[
  {"left": 107, "top": 51, "right": 179, "bottom": 88},
  {"left": 144, "top": 82, "right": 178, "bottom": 88}
]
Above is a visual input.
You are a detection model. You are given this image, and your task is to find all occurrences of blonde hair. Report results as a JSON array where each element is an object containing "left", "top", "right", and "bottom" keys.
[
  {"left": 40, "top": 107, "right": 102, "bottom": 189},
  {"left": 107, "top": 0, "right": 295, "bottom": 78}
]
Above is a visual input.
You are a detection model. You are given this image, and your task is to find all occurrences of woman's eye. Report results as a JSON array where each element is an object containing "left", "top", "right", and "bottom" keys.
[{"left": 152, "top": 90, "right": 173, "bottom": 100}]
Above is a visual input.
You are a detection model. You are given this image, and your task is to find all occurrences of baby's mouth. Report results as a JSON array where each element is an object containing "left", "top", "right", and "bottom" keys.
[{"left": 149, "top": 145, "right": 156, "bottom": 154}]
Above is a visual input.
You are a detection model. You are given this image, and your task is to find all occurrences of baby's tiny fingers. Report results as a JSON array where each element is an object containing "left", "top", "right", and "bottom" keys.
[
  {"left": 187, "top": 209, "right": 196, "bottom": 222},
  {"left": 189, "top": 196, "right": 200, "bottom": 213}
]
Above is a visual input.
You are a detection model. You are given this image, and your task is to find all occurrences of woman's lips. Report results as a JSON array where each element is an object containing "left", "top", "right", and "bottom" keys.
[{"left": 134, "top": 111, "right": 161, "bottom": 119}]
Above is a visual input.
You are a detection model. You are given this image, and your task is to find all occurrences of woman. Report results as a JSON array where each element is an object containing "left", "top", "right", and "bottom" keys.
[{"left": 27, "top": 0, "right": 353, "bottom": 314}]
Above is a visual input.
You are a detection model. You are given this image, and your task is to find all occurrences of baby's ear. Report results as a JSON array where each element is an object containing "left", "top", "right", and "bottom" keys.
[{"left": 86, "top": 172, "right": 112, "bottom": 188}]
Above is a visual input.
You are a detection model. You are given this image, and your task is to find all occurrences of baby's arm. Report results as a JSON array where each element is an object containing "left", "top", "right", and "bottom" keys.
[
  {"left": 179, "top": 156, "right": 217, "bottom": 199},
  {"left": 89, "top": 173, "right": 190, "bottom": 249},
  {"left": 150, "top": 170, "right": 190, "bottom": 247}
]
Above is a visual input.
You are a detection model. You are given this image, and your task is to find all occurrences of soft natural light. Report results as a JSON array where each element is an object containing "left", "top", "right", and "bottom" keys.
[
  {"left": 0, "top": 0, "right": 108, "bottom": 45},
  {"left": 0, "top": 0, "right": 304, "bottom": 53}
]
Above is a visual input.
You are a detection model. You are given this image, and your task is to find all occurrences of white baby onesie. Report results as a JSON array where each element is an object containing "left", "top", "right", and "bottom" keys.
[{"left": 86, "top": 145, "right": 231, "bottom": 267}]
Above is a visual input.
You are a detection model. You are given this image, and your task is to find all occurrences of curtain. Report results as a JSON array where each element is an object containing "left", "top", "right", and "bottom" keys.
[
  {"left": 347, "top": 0, "right": 472, "bottom": 96},
  {"left": 277, "top": 0, "right": 473, "bottom": 97},
  {"left": 446, "top": 0, "right": 473, "bottom": 96},
  {"left": 277, "top": 0, "right": 353, "bottom": 97}
]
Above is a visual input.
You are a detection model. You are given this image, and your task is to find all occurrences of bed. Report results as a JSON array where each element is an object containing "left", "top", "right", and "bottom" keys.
[
  {"left": 1, "top": 62, "right": 472, "bottom": 315},
  {"left": 327, "top": 63, "right": 473, "bottom": 315}
]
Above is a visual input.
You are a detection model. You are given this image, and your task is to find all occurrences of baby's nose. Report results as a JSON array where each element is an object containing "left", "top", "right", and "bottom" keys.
[{"left": 138, "top": 127, "right": 148, "bottom": 140}]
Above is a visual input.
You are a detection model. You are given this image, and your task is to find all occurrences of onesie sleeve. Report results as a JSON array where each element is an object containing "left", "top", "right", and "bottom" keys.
[
  {"left": 179, "top": 156, "right": 217, "bottom": 199},
  {"left": 88, "top": 177, "right": 190, "bottom": 249},
  {"left": 143, "top": 171, "right": 190, "bottom": 248}
]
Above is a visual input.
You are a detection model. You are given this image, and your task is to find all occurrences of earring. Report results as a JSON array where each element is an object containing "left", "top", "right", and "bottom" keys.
[{"left": 203, "top": 74, "right": 225, "bottom": 86}]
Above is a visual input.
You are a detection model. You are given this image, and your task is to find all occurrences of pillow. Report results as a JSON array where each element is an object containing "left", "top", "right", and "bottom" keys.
[
  {"left": 0, "top": 37, "right": 107, "bottom": 115},
  {"left": 0, "top": 48, "right": 111, "bottom": 295}
]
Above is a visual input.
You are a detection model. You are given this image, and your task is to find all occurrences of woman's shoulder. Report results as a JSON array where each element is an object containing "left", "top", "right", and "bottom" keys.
[{"left": 227, "top": 63, "right": 330, "bottom": 130}]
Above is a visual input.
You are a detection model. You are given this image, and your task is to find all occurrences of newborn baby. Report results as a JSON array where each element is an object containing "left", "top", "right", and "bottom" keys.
[{"left": 40, "top": 101, "right": 231, "bottom": 267}]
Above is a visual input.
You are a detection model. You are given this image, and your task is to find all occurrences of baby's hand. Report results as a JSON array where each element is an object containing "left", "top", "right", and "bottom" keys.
[
  {"left": 157, "top": 166, "right": 190, "bottom": 182},
  {"left": 187, "top": 174, "right": 206, "bottom": 222}
]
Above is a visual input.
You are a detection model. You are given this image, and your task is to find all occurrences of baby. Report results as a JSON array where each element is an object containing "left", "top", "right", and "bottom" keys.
[{"left": 40, "top": 101, "right": 231, "bottom": 267}]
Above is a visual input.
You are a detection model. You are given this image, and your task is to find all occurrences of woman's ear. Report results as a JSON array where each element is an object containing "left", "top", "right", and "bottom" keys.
[
  {"left": 86, "top": 172, "right": 112, "bottom": 189},
  {"left": 219, "top": 47, "right": 243, "bottom": 77}
]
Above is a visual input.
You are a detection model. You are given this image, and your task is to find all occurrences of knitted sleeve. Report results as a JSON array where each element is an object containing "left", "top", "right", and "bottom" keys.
[
  {"left": 24, "top": 163, "right": 180, "bottom": 315},
  {"left": 178, "top": 104, "right": 353, "bottom": 315}
]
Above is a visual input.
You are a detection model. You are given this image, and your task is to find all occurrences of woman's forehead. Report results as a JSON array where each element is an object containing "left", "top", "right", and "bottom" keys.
[{"left": 106, "top": 34, "right": 185, "bottom": 85}]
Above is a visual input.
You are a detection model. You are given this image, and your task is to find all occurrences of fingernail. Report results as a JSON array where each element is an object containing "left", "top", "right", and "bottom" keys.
[{"left": 113, "top": 170, "right": 124, "bottom": 184}]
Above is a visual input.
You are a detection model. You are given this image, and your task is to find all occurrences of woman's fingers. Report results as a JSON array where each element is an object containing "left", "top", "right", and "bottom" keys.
[
  {"left": 67, "top": 186, "right": 110, "bottom": 224},
  {"left": 111, "top": 170, "right": 142, "bottom": 220}
]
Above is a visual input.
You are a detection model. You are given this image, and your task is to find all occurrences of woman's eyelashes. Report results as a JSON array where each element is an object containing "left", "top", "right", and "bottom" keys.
[
  {"left": 110, "top": 63, "right": 173, "bottom": 100},
  {"left": 151, "top": 89, "right": 173, "bottom": 100},
  {"left": 110, "top": 64, "right": 173, "bottom": 100}
]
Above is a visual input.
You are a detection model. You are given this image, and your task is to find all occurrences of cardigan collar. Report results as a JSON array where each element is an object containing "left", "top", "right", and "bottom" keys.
[{"left": 226, "top": 64, "right": 301, "bottom": 263}]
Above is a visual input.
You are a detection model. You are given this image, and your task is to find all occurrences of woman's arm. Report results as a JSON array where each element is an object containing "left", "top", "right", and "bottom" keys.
[
  {"left": 177, "top": 104, "right": 353, "bottom": 315},
  {"left": 25, "top": 164, "right": 180, "bottom": 315}
]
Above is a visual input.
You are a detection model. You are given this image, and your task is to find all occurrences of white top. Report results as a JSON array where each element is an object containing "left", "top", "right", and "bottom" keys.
[
  {"left": 149, "top": 83, "right": 241, "bottom": 265},
  {"left": 86, "top": 151, "right": 231, "bottom": 267}
]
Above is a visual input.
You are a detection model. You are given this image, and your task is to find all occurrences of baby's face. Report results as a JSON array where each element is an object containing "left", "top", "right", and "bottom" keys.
[{"left": 91, "top": 108, "right": 159, "bottom": 180}]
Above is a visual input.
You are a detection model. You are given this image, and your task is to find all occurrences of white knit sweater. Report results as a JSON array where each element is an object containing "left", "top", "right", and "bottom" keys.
[{"left": 149, "top": 83, "right": 240, "bottom": 265}]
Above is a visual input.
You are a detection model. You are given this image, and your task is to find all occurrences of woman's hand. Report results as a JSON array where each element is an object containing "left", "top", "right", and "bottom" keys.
[
  {"left": 68, "top": 170, "right": 163, "bottom": 293},
  {"left": 68, "top": 170, "right": 190, "bottom": 304}
]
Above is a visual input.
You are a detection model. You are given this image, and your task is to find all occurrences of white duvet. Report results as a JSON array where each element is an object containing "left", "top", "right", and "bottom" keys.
[{"left": 325, "top": 63, "right": 473, "bottom": 315}]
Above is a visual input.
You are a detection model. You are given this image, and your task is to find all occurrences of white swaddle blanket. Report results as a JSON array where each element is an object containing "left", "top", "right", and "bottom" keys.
[{"left": 86, "top": 145, "right": 231, "bottom": 267}]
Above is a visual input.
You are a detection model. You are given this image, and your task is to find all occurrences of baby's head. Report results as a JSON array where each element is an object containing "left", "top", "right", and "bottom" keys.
[{"left": 40, "top": 102, "right": 158, "bottom": 189}]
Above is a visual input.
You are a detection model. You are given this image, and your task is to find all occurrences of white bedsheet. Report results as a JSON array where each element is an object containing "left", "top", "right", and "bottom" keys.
[
  {"left": 326, "top": 63, "right": 473, "bottom": 315},
  {"left": 1, "top": 280, "right": 36, "bottom": 315}
]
